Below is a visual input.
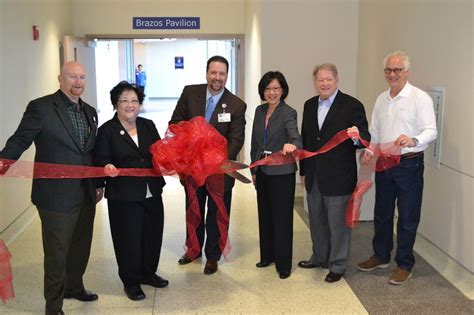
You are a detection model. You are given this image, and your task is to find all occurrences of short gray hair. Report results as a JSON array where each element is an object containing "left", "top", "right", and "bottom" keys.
[
  {"left": 312, "top": 63, "right": 338, "bottom": 81},
  {"left": 383, "top": 51, "right": 410, "bottom": 70}
]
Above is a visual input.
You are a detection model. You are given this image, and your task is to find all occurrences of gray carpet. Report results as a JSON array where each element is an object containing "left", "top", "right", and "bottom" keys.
[{"left": 294, "top": 196, "right": 473, "bottom": 314}]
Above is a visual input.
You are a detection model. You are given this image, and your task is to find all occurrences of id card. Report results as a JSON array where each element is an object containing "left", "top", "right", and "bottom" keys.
[{"left": 218, "top": 113, "right": 231, "bottom": 123}]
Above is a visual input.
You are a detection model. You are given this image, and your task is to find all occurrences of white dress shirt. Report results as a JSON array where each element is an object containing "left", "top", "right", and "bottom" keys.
[
  {"left": 369, "top": 82, "right": 437, "bottom": 154},
  {"left": 318, "top": 89, "right": 338, "bottom": 129}
]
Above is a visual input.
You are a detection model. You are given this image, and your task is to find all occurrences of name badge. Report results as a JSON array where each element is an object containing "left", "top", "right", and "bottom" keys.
[{"left": 218, "top": 113, "right": 231, "bottom": 123}]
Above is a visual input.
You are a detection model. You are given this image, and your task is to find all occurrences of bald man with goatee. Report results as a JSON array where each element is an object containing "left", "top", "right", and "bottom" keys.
[{"left": 0, "top": 62, "right": 101, "bottom": 314}]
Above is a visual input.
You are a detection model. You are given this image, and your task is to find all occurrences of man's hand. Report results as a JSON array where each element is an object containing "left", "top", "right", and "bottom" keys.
[
  {"left": 359, "top": 148, "right": 374, "bottom": 165},
  {"left": 95, "top": 188, "right": 104, "bottom": 203},
  {"left": 104, "top": 164, "right": 120, "bottom": 177},
  {"left": 347, "top": 126, "right": 359, "bottom": 144},
  {"left": 282, "top": 143, "right": 297, "bottom": 155},
  {"left": 395, "top": 134, "right": 416, "bottom": 148}
]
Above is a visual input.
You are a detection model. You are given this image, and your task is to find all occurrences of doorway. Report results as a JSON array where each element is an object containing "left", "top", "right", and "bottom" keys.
[{"left": 93, "top": 37, "right": 242, "bottom": 135}]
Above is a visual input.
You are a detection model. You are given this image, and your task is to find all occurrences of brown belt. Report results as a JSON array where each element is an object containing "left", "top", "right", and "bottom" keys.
[{"left": 400, "top": 151, "right": 423, "bottom": 160}]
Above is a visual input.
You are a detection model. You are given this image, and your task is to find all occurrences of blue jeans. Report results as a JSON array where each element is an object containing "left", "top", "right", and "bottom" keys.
[{"left": 372, "top": 154, "right": 424, "bottom": 271}]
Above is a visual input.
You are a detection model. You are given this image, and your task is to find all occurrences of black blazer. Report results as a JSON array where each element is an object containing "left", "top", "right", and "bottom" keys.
[
  {"left": 0, "top": 90, "right": 98, "bottom": 211},
  {"left": 300, "top": 91, "right": 370, "bottom": 196},
  {"left": 94, "top": 115, "right": 166, "bottom": 201},
  {"left": 169, "top": 84, "right": 247, "bottom": 191},
  {"left": 250, "top": 101, "right": 302, "bottom": 175}
]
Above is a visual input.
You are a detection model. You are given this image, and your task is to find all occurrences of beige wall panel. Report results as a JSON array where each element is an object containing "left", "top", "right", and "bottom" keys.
[
  {"left": 0, "top": 0, "right": 72, "bottom": 232},
  {"left": 260, "top": 0, "right": 360, "bottom": 128},
  {"left": 72, "top": 0, "right": 246, "bottom": 36}
]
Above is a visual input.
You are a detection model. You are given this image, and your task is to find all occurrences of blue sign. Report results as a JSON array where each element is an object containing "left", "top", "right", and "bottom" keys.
[
  {"left": 133, "top": 17, "right": 200, "bottom": 29},
  {"left": 175, "top": 57, "right": 184, "bottom": 69}
]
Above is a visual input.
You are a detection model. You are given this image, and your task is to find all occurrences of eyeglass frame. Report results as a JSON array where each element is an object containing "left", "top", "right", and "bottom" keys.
[{"left": 383, "top": 67, "right": 405, "bottom": 75}]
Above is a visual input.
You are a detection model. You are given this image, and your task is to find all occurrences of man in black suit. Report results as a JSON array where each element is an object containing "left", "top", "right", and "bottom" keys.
[
  {"left": 0, "top": 62, "right": 100, "bottom": 314},
  {"left": 169, "top": 55, "right": 246, "bottom": 275},
  {"left": 298, "top": 63, "right": 370, "bottom": 283}
]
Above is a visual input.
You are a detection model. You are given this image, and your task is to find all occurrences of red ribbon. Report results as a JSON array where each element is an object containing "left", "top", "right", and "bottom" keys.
[
  {"left": 0, "top": 240, "right": 14, "bottom": 304},
  {"left": 0, "top": 119, "right": 401, "bottom": 262}
]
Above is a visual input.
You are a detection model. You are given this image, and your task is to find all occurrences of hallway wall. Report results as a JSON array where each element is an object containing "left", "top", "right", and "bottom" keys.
[
  {"left": 357, "top": 0, "right": 473, "bottom": 272},
  {"left": 72, "top": 0, "right": 247, "bottom": 36},
  {"left": 0, "top": 0, "right": 72, "bottom": 234}
]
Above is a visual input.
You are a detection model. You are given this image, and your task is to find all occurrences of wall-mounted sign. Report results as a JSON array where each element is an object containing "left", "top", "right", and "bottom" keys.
[
  {"left": 133, "top": 17, "right": 200, "bottom": 29},
  {"left": 175, "top": 57, "right": 184, "bottom": 69}
]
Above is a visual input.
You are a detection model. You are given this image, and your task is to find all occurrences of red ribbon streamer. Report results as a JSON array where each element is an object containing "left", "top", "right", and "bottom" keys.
[
  {"left": 0, "top": 119, "right": 401, "bottom": 263},
  {"left": 0, "top": 240, "right": 14, "bottom": 304}
]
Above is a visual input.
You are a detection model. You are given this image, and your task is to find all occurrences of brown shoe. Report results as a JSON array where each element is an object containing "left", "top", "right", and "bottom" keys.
[
  {"left": 204, "top": 260, "right": 218, "bottom": 275},
  {"left": 389, "top": 267, "right": 412, "bottom": 285},
  {"left": 357, "top": 256, "right": 390, "bottom": 272}
]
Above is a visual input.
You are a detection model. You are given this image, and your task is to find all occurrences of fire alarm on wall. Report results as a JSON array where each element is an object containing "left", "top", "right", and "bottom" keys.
[{"left": 32, "top": 25, "right": 40, "bottom": 41}]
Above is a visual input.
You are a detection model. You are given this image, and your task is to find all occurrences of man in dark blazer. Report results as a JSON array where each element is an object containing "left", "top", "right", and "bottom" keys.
[
  {"left": 298, "top": 63, "right": 370, "bottom": 283},
  {"left": 0, "top": 62, "right": 100, "bottom": 314},
  {"left": 169, "top": 55, "right": 246, "bottom": 275}
]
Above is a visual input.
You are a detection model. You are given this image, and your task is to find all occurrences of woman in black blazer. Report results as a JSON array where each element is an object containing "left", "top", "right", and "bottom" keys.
[
  {"left": 250, "top": 71, "right": 302, "bottom": 279},
  {"left": 94, "top": 81, "right": 167, "bottom": 301}
]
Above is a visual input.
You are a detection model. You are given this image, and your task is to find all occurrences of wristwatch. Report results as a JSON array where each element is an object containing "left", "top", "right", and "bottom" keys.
[{"left": 411, "top": 137, "right": 419, "bottom": 146}]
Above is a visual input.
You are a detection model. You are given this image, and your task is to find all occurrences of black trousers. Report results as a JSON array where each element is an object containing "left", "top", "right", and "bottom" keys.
[
  {"left": 255, "top": 169, "right": 295, "bottom": 273},
  {"left": 108, "top": 196, "right": 164, "bottom": 287},
  {"left": 38, "top": 187, "right": 95, "bottom": 313},
  {"left": 185, "top": 185, "right": 232, "bottom": 261}
]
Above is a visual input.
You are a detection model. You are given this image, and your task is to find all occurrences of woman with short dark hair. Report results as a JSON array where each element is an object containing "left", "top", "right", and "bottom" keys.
[
  {"left": 251, "top": 71, "right": 302, "bottom": 279},
  {"left": 94, "top": 81, "right": 167, "bottom": 300}
]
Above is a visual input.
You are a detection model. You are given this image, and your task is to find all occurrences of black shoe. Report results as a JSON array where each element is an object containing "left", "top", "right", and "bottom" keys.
[
  {"left": 279, "top": 271, "right": 291, "bottom": 279},
  {"left": 204, "top": 260, "right": 218, "bottom": 275},
  {"left": 178, "top": 253, "right": 202, "bottom": 265},
  {"left": 124, "top": 285, "right": 146, "bottom": 301},
  {"left": 298, "top": 260, "right": 328, "bottom": 269},
  {"left": 256, "top": 261, "right": 273, "bottom": 268},
  {"left": 64, "top": 289, "right": 98, "bottom": 302},
  {"left": 325, "top": 271, "right": 343, "bottom": 283},
  {"left": 298, "top": 260, "right": 317, "bottom": 269},
  {"left": 142, "top": 274, "right": 169, "bottom": 288},
  {"left": 45, "top": 311, "right": 64, "bottom": 315}
]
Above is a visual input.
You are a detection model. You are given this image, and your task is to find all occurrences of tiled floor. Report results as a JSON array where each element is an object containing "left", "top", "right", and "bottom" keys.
[{"left": 0, "top": 178, "right": 367, "bottom": 314}]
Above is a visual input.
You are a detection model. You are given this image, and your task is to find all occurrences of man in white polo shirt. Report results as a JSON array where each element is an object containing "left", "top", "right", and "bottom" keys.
[{"left": 357, "top": 51, "right": 437, "bottom": 285}]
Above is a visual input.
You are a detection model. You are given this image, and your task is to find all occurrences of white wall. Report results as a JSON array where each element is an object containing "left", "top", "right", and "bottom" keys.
[
  {"left": 243, "top": 0, "right": 360, "bottom": 169},
  {"left": 243, "top": 0, "right": 262, "bottom": 164},
  {"left": 357, "top": 0, "right": 473, "bottom": 272},
  {"left": 0, "top": 0, "right": 72, "bottom": 234},
  {"left": 145, "top": 40, "right": 209, "bottom": 98}
]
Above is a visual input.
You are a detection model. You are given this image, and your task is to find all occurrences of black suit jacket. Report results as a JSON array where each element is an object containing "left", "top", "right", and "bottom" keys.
[
  {"left": 300, "top": 91, "right": 370, "bottom": 196},
  {"left": 169, "top": 84, "right": 246, "bottom": 191},
  {"left": 250, "top": 101, "right": 302, "bottom": 175},
  {"left": 0, "top": 90, "right": 98, "bottom": 211},
  {"left": 94, "top": 115, "right": 166, "bottom": 201}
]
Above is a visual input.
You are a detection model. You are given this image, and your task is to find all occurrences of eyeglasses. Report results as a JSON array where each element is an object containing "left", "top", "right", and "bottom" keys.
[
  {"left": 118, "top": 99, "right": 140, "bottom": 105},
  {"left": 264, "top": 86, "right": 282, "bottom": 93},
  {"left": 384, "top": 68, "right": 405, "bottom": 75}
]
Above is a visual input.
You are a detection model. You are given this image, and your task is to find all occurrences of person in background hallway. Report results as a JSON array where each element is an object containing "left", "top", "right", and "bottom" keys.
[
  {"left": 0, "top": 62, "right": 100, "bottom": 315},
  {"left": 298, "top": 63, "right": 370, "bottom": 283},
  {"left": 250, "top": 71, "right": 302, "bottom": 279},
  {"left": 94, "top": 81, "right": 168, "bottom": 300},
  {"left": 169, "top": 55, "right": 246, "bottom": 275},
  {"left": 135, "top": 64, "right": 147, "bottom": 97},
  {"left": 357, "top": 51, "right": 437, "bottom": 285}
]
